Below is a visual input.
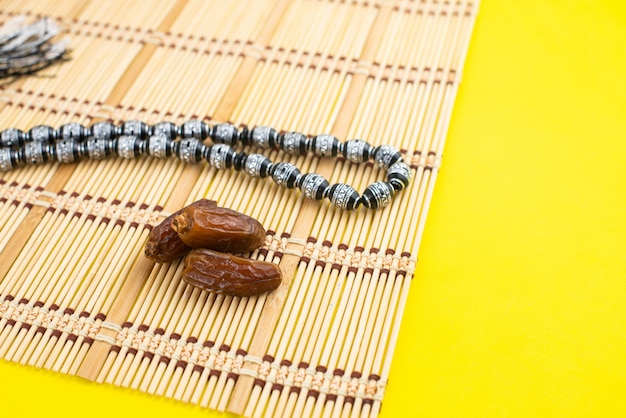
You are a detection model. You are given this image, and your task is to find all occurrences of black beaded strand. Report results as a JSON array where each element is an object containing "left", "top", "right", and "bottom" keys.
[{"left": 0, "top": 120, "right": 412, "bottom": 210}]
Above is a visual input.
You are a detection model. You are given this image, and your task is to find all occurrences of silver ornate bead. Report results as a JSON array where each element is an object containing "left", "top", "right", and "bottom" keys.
[
  {"left": 23, "top": 142, "right": 46, "bottom": 165},
  {"left": 270, "top": 162, "right": 301, "bottom": 188},
  {"left": 91, "top": 121, "right": 117, "bottom": 140},
  {"left": 311, "top": 134, "right": 340, "bottom": 157},
  {"left": 361, "top": 181, "right": 395, "bottom": 209},
  {"left": 1, "top": 128, "right": 24, "bottom": 147},
  {"left": 148, "top": 134, "right": 170, "bottom": 158},
  {"left": 373, "top": 145, "right": 402, "bottom": 169},
  {"left": 86, "top": 137, "right": 111, "bottom": 160},
  {"left": 55, "top": 139, "right": 78, "bottom": 164},
  {"left": 152, "top": 121, "right": 178, "bottom": 139},
  {"left": 123, "top": 120, "right": 150, "bottom": 139},
  {"left": 212, "top": 123, "right": 239, "bottom": 146},
  {"left": 343, "top": 139, "right": 372, "bottom": 163},
  {"left": 281, "top": 132, "right": 308, "bottom": 156},
  {"left": 208, "top": 144, "right": 232, "bottom": 169},
  {"left": 299, "top": 173, "right": 329, "bottom": 200},
  {"left": 327, "top": 183, "right": 361, "bottom": 210},
  {"left": 181, "top": 119, "right": 208, "bottom": 139},
  {"left": 29, "top": 125, "right": 55, "bottom": 143},
  {"left": 117, "top": 135, "right": 143, "bottom": 159},
  {"left": 386, "top": 161, "right": 412, "bottom": 190},
  {"left": 244, "top": 154, "right": 272, "bottom": 178},
  {"left": 59, "top": 123, "right": 88, "bottom": 141},
  {"left": 177, "top": 138, "right": 203, "bottom": 163},
  {"left": 251, "top": 126, "right": 277, "bottom": 149},
  {"left": 0, "top": 148, "right": 13, "bottom": 171}
]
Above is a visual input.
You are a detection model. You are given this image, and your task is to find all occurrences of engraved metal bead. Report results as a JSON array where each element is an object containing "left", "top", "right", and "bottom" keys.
[
  {"left": 122, "top": 120, "right": 150, "bottom": 140},
  {"left": 22, "top": 142, "right": 47, "bottom": 165},
  {"left": 148, "top": 134, "right": 173, "bottom": 158},
  {"left": 327, "top": 183, "right": 361, "bottom": 210},
  {"left": 28, "top": 125, "right": 55, "bottom": 143},
  {"left": 212, "top": 123, "right": 239, "bottom": 146},
  {"left": 386, "top": 161, "right": 412, "bottom": 190},
  {"left": 55, "top": 139, "right": 81, "bottom": 164},
  {"left": 181, "top": 119, "right": 209, "bottom": 140},
  {"left": 1, "top": 128, "right": 25, "bottom": 147},
  {"left": 91, "top": 121, "right": 117, "bottom": 140},
  {"left": 0, "top": 148, "right": 13, "bottom": 171},
  {"left": 279, "top": 132, "right": 309, "bottom": 156},
  {"left": 270, "top": 162, "right": 301, "bottom": 188},
  {"left": 343, "top": 139, "right": 372, "bottom": 163},
  {"left": 298, "top": 173, "right": 330, "bottom": 200},
  {"left": 59, "top": 123, "right": 89, "bottom": 142},
  {"left": 85, "top": 137, "right": 112, "bottom": 160},
  {"left": 360, "top": 181, "right": 395, "bottom": 209},
  {"left": 311, "top": 134, "right": 340, "bottom": 157},
  {"left": 117, "top": 135, "right": 145, "bottom": 159},
  {"left": 208, "top": 144, "right": 235, "bottom": 169},
  {"left": 251, "top": 126, "right": 278, "bottom": 149},
  {"left": 152, "top": 121, "right": 179, "bottom": 140},
  {"left": 373, "top": 145, "right": 402, "bottom": 170},
  {"left": 177, "top": 138, "right": 204, "bottom": 163},
  {"left": 243, "top": 154, "right": 272, "bottom": 178}
]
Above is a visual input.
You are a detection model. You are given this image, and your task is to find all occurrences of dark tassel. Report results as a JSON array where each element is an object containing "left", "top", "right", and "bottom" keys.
[{"left": 0, "top": 16, "right": 70, "bottom": 83}]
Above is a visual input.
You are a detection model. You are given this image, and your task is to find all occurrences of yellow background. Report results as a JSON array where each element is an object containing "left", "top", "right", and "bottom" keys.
[{"left": 2, "top": 0, "right": 626, "bottom": 416}]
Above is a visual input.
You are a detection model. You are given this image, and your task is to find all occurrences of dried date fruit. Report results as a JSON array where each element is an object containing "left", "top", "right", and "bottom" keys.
[
  {"left": 171, "top": 201, "right": 266, "bottom": 254},
  {"left": 182, "top": 248, "right": 282, "bottom": 297},
  {"left": 144, "top": 199, "right": 217, "bottom": 262}
]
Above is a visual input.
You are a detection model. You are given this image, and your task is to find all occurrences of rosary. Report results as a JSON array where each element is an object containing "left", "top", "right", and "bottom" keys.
[{"left": 0, "top": 120, "right": 412, "bottom": 210}]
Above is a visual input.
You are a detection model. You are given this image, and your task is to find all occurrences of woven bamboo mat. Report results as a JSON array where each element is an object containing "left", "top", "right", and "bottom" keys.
[{"left": 0, "top": 0, "right": 478, "bottom": 416}]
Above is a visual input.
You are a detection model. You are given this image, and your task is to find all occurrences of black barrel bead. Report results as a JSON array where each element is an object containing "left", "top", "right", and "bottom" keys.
[
  {"left": 279, "top": 132, "right": 309, "bottom": 156},
  {"left": 59, "top": 123, "right": 89, "bottom": 142},
  {"left": 152, "top": 121, "right": 179, "bottom": 140},
  {"left": 299, "top": 173, "right": 330, "bottom": 200},
  {"left": 28, "top": 125, "right": 56, "bottom": 143},
  {"left": 122, "top": 120, "right": 150, "bottom": 140},
  {"left": 181, "top": 119, "right": 209, "bottom": 140},
  {"left": 327, "top": 183, "right": 361, "bottom": 210},
  {"left": 373, "top": 145, "right": 402, "bottom": 170},
  {"left": 239, "top": 126, "right": 252, "bottom": 146},
  {"left": 251, "top": 126, "right": 278, "bottom": 149},
  {"left": 212, "top": 123, "right": 239, "bottom": 146},
  {"left": 91, "top": 121, "right": 117, "bottom": 140},
  {"left": 270, "top": 162, "right": 301, "bottom": 188},
  {"left": 177, "top": 138, "right": 204, "bottom": 163},
  {"left": 243, "top": 154, "right": 272, "bottom": 178},
  {"left": 386, "top": 161, "right": 412, "bottom": 190},
  {"left": 311, "top": 134, "right": 340, "bottom": 157},
  {"left": 232, "top": 151, "right": 247, "bottom": 170},
  {"left": 148, "top": 134, "right": 174, "bottom": 158},
  {"left": 207, "top": 144, "right": 235, "bottom": 169},
  {"left": 1, "top": 128, "right": 25, "bottom": 147},
  {"left": 360, "top": 181, "right": 395, "bottom": 209},
  {"left": 343, "top": 139, "right": 372, "bottom": 163}
]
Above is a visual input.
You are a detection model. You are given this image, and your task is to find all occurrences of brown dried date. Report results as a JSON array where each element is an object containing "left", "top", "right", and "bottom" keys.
[
  {"left": 171, "top": 201, "right": 265, "bottom": 254},
  {"left": 182, "top": 248, "right": 282, "bottom": 297},
  {"left": 144, "top": 199, "right": 217, "bottom": 262}
]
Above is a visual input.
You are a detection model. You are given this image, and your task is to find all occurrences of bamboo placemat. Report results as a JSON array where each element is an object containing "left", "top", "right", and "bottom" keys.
[{"left": 0, "top": 0, "right": 478, "bottom": 416}]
